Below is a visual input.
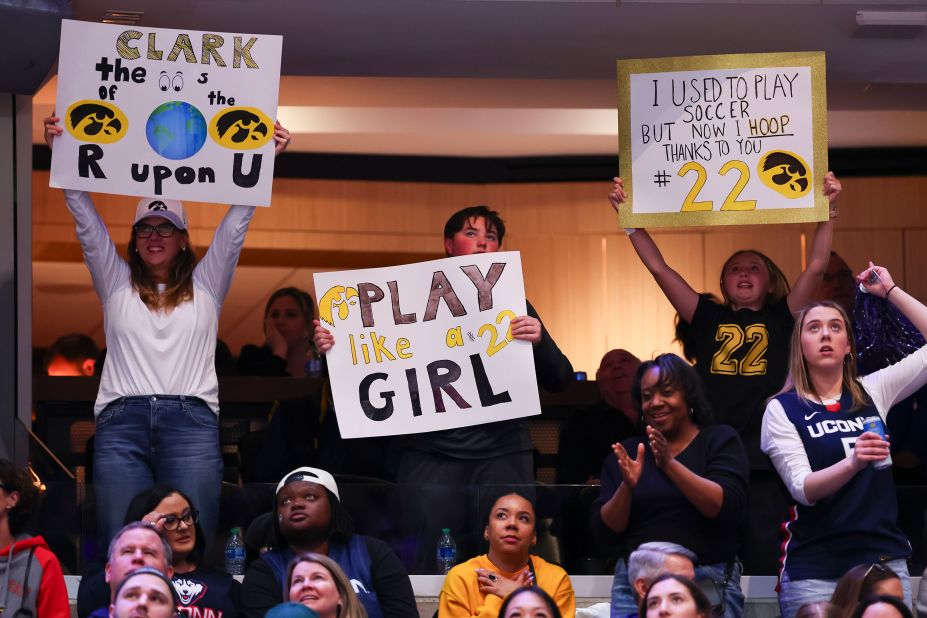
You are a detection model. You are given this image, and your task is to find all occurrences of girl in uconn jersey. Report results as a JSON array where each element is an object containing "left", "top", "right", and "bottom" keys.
[{"left": 761, "top": 263, "right": 927, "bottom": 618}]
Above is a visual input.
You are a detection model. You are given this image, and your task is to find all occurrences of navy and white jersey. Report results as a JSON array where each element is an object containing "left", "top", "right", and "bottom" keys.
[{"left": 761, "top": 345, "right": 927, "bottom": 580}]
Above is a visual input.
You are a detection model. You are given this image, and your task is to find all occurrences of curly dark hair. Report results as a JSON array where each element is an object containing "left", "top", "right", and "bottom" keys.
[
  {"left": 0, "top": 460, "right": 41, "bottom": 535},
  {"left": 631, "top": 353, "right": 714, "bottom": 426}
]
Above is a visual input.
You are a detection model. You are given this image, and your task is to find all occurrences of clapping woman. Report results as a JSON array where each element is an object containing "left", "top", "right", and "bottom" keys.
[{"left": 594, "top": 354, "right": 749, "bottom": 618}]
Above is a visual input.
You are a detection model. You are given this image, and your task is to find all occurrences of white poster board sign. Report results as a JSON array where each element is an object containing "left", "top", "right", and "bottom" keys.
[
  {"left": 50, "top": 19, "right": 282, "bottom": 206},
  {"left": 618, "top": 52, "right": 828, "bottom": 228},
  {"left": 314, "top": 252, "right": 541, "bottom": 439}
]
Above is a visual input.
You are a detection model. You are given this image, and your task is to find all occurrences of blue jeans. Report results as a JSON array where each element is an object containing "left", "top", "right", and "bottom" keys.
[
  {"left": 94, "top": 396, "right": 223, "bottom": 551},
  {"left": 778, "top": 559, "right": 911, "bottom": 618},
  {"left": 611, "top": 557, "right": 745, "bottom": 618}
]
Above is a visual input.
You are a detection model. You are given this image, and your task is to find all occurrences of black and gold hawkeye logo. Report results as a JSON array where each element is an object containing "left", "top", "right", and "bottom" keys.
[
  {"left": 758, "top": 150, "right": 811, "bottom": 199},
  {"left": 209, "top": 107, "right": 273, "bottom": 150},
  {"left": 65, "top": 101, "right": 129, "bottom": 144}
]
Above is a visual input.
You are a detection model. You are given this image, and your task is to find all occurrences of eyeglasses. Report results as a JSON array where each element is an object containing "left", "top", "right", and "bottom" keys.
[
  {"left": 135, "top": 222, "right": 178, "bottom": 238},
  {"left": 162, "top": 509, "right": 198, "bottom": 531}
]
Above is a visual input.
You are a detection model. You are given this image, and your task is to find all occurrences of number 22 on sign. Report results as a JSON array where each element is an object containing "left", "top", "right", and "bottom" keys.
[{"left": 678, "top": 160, "right": 757, "bottom": 212}]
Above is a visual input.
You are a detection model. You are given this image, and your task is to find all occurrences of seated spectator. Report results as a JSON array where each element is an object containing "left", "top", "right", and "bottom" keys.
[
  {"left": 0, "top": 459, "right": 69, "bottom": 616},
  {"left": 77, "top": 521, "right": 173, "bottom": 618},
  {"left": 499, "top": 586, "right": 563, "bottom": 618},
  {"left": 286, "top": 553, "right": 367, "bottom": 618},
  {"left": 238, "top": 287, "right": 318, "bottom": 377},
  {"left": 831, "top": 565, "right": 904, "bottom": 618},
  {"left": 109, "top": 566, "right": 179, "bottom": 618},
  {"left": 593, "top": 354, "right": 748, "bottom": 618},
  {"left": 439, "top": 492, "right": 575, "bottom": 618},
  {"left": 240, "top": 467, "right": 415, "bottom": 618},
  {"left": 627, "top": 542, "right": 697, "bottom": 614},
  {"left": 640, "top": 574, "right": 712, "bottom": 618},
  {"left": 557, "top": 349, "right": 641, "bottom": 485},
  {"left": 80, "top": 486, "right": 240, "bottom": 617},
  {"left": 44, "top": 333, "right": 99, "bottom": 376},
  {"left": 851, "top": 596, "right": 913, "bottom": 618}
]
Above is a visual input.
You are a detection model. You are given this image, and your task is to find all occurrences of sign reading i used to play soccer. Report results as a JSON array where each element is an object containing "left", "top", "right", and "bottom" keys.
[
  {"left": 49, "top": 20, "right": 282, "bottom": 206},
  {"left": 314, "top": 252, "right": 541, "bottom": 439},
  {"left": 617, "top": 52, "right": 828, "bottom": 228}
]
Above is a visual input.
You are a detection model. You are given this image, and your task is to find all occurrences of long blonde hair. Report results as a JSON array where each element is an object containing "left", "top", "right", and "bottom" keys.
[
  {"left": 778, "top": 301, "right": 869, "bottom": 411},
  {"left": 285, "top": 553, "right": 367, "bottom": 618},
  {"left": 128, "top": 229, "right": 196, "bottom": 311}
]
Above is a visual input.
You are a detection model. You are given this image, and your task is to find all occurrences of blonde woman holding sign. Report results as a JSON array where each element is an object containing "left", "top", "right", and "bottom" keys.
[{"left": 44, "top": 115, "right": 290, "bottom": 549}]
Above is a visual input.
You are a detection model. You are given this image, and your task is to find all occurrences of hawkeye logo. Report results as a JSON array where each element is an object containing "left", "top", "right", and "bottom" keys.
[
  {"left": 209, "top": 107, "right": 273, "bottom": 149},
  {"left": 65, "top": 101, "right": 129, "bottom": 144},
  {"left": 319, "top": 286, "right": 359, "bottom": 327},
  {"left": 758, "top": 150, "right": 811, "bottom": 199}
]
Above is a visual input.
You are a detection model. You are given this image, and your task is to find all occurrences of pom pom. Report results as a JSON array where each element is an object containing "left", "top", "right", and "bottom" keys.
[{"left": 854, "top": 288, "right": 926, "bottom": 375}]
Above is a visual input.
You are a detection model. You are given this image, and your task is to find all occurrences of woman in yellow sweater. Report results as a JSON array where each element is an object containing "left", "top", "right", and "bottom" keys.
[{"left": 439, "top": 493, "right": 575, "bottom": 617}]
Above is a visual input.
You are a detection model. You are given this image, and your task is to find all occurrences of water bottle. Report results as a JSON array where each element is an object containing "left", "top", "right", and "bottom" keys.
[
  {"left": 225, "top": 527, "right": 246, "bottom": 575},
  {"left": 436, "top": 528, "right": 457, "bottom": 574}
]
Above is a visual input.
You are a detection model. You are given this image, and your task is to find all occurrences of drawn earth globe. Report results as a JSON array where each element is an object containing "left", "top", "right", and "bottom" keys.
[{"left": 145, "top": 101, "right": 208, "bottom": 160}]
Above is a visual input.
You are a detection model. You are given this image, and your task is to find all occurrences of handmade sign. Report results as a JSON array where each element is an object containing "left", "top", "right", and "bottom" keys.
[
  {"left": 618, "top": 52, "right": 827, "bottom": 228},
  {"left": 314, "top": 252, "right": 541, "bottom": 438},
  {"left": 50, "top": 19, "right": 282, "bottom": 206}
]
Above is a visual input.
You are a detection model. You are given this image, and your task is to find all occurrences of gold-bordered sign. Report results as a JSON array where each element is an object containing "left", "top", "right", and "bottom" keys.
[{"left": 617, "top": 51, "right": 828, "bottom": 228}]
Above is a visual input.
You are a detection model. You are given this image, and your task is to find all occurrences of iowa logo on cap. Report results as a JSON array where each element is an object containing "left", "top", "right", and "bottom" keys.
[
  {"left": 209, "top": 107, "right": 274, "bottom": 150},
  {"left": 148, "top": 201, "right": 168, "bottom": 211},
  {"left": 65, "top": 100, "right": 129, "bottom": 144}
]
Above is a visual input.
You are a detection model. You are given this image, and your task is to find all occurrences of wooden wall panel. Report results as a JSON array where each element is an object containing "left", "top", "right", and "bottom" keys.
[
  {"left": 514, "top": 234, "right": 606, "bottom": 375},
  {"left": 832, "top": 230, "right": 905, "bottom": 289},
  {"left": 603, "top": 232, "right": 704, "bottom": 363},
  {"left": 30, "top": 171, "right": 927, "bottom": 367},
  {"left": 904, "top": 230, "right": 927, "bottom": 303}
]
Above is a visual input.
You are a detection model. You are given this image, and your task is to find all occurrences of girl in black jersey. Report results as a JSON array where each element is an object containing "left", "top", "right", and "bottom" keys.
[{"left": 609, "top": 174, "right": 841, "bottom": 575}]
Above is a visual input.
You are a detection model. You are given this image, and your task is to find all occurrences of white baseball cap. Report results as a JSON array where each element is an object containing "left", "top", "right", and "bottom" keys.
[
  {"left": 134, "top": 198, "right": 187, "bottom": 231},
  {"left": 276, "top": 467, "right": 340, "bottom": 502}
]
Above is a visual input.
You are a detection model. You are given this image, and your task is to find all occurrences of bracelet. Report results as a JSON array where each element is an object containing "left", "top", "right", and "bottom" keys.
[{"left": 886, "top": 284, "right": 898, "bottom": 301}]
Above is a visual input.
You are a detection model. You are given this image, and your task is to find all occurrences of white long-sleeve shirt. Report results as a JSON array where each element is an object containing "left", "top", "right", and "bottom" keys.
[
  {"left": 761, "top": 344, "right": 927, "bottom": 505},
  {"left": 64, "top": 189, "right": 254, "bottom": 415}
]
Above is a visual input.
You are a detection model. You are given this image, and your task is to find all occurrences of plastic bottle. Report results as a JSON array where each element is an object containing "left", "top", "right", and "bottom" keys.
[
  {"left": 225, "top": 527, "right": 246, "bottom": 575},
  {"left": 436, "top": 528, "right": 457, "bottom": 574}
]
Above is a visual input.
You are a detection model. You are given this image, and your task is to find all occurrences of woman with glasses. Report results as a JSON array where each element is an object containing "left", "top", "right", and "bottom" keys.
[
  {"left": 761, "top": 264, "right": 927, "bottom": 618},
  {"left": 43, "top": 115, "right": 290, "bottom": 548},
  {"left": 78, "top": 485, "right": 241, "bottom": 617}
]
